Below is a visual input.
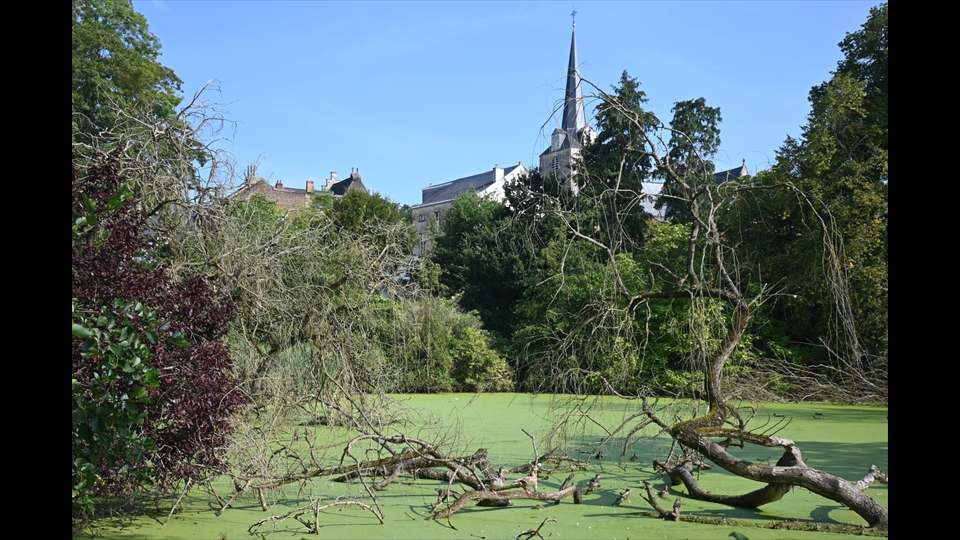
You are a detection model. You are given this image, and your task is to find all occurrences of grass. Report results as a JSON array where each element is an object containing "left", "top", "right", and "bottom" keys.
[{"left": 82, "top": 394, "right": 887, "bottom": 540}]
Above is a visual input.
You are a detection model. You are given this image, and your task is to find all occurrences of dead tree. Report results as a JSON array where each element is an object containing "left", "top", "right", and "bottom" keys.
[{"left": 519, "top": 80, "right": 888, "bottom": 529}]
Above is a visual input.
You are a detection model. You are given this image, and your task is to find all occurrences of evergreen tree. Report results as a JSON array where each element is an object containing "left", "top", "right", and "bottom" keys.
[
  {"left": 655, "top": 98, "right": 723, "bottom": 224},
  {"left": 579, "top": 71, "right": 656, "bottom": 251},
  {"left": 733, "top": 2, "right": 887, "bottom": 364}
]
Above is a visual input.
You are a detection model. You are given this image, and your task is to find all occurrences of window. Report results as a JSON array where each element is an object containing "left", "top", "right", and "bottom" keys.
[
  {"left": 434, "top": 211, "right": 441, "bottom": 228},
  {"left": 418, "top": 214, "right": 426, "bottom": 222}
]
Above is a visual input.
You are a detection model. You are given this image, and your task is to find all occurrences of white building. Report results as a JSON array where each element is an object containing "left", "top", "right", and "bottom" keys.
[{"left": 410, "top": 163, "right": 528, "bottom": 257}]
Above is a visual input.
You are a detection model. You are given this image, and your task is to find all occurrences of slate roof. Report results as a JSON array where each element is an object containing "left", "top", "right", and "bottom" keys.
[
  {"left": 713, "top": 162, "right": 749, "bottom": 184},
  {"left": 419, "top": 164, "right": 524, "bottom": 206},
  {"left": 562, "top": 25, "right": 587, "bottom": 136},
  {"left": 330, "top": 177, "right": 364, "bottom": 196}
]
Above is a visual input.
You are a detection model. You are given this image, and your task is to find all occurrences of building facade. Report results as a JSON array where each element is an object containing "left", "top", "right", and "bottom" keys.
[
  {"left": 411, "top": 163, "right": 528, "bottom": 257},
  {"left": 231, "top": 167, "right": 369, "bottom": 212},
  {"left": 230, "top": 177, "right": 317, "bottom": 211}
]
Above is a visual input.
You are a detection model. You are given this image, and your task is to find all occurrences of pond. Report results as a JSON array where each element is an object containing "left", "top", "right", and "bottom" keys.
[{"left": 85, "top": 393, "right": 888, "bottom": 540}]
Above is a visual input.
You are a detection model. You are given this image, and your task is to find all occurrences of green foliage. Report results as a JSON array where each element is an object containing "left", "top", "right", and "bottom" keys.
[
  {"left": 377, "top": 296, "right": 514, "bottom": 393},
  {"left": 450, "top": 325, "right": 515, "bottom": 392},
  {"left": 665, "top": 98, "right": 722, "bottom": 175},
  {"left": 591, "top": 71, "right": 655, "bottom": 162},
  {"left": 730, "top": 2, "right": 887, "bottom": 365},
  {"left": 214, "top": 192, "right": 430, "bottom": 404},
  {"left": 332, "top": 189, "right": 408, "bottom": 233},
  {"left": 330, "top": 190, "right": 418, "bottom": 264},
  {"left": 579, "top": 71, "right": 655, "bottom": 250},
  {"left": 72, "top": 0, "right": 183, "bottom": 138},
  {"left": 72, "top": 298, "right": 172, "bottom": 513},
  {"left": 432, "top": 191, "right": 531, "bottom": 341},
  {"left": 513, "top": 229, "right": 653, "bottom": 393},
  {"left": 655, "top": 97, "right": 723, "bottom": 224}
]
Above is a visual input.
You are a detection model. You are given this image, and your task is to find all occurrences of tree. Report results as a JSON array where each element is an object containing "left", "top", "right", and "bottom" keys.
[
  {"left": 331, "top": 189, "right": 410, "bottom": 233},
  {"left": 373, "top": 295, "right": 514, "bottom": 393},
  {"left": 72, "top": 0, "right": 183, "bottom": 139},
  {"left": 731, "top": 2, "right": 887, "bottom": 378},
  {"left": 515, "top": 49, "right": 887, "bottom": 526},
  {"left": 208, "top": 193, "right": 413, "bottom": 400},
  {"left": 579, "top": 71, "right": 655, "bottom": 250},
  {"left": 655, "top": 97, "right": 723, "bottom": 224},
  {"left": 72, "top": 150, "right": 246, "bottom": 517},
  {"left": 431, "top": 191, "right": 531, "bottom": 343}
]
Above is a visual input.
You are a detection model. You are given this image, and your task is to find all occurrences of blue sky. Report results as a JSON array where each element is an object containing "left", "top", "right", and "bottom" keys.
[{"left": 134, "top": 1, "right": 882, "bottom": 207}]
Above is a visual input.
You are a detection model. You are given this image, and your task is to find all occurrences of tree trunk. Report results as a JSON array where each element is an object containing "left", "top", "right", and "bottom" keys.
[{"left": 671, "top": 426, "right": 888, "bottom": 529}]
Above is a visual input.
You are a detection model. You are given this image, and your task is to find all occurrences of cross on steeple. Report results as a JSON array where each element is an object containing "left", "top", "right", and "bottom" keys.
[{"left": 571, "top": 7, "right": 577, "bottom": 27}]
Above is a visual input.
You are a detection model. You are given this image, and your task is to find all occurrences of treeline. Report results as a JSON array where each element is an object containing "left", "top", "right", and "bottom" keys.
[{"left": 431, "top": 4, "right": 886, "bottom": 400}]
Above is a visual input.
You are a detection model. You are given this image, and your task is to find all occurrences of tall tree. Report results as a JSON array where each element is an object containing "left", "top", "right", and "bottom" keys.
[
  {"left": 735, "top": 2, "right": 887, "bottom": 368},
  {"left": 655, "top": 98, "right": 723, "bottom": 224},
  {"left": 579, "top": 71, "right": 655, "bottom": 250},
  {"left": 72, "top": 0, "right": 183, "bottom": 138},
  {"left": 431, "top": 191, "right": 530, "bottom": 343},
  {"left": 331, "top": 190, "right": 407, "bottom": 231}
]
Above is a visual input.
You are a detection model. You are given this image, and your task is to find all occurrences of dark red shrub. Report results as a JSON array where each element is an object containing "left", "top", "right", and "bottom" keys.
[{"left": 73, "top": 150, "right": 247, "bottom": 496}]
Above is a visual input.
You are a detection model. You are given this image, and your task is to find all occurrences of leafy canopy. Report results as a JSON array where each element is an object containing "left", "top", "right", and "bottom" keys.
[
  {"left": 728, "top": 2, "right": 887, "bottom": 366},
  {"left": 72, "top": 0, "right": 183, "bottom": 137}
]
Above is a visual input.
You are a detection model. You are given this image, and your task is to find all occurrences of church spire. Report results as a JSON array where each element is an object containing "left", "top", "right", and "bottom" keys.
[
  {"left": 539, "top": 11, "right": 594, "bottom": 193},
  {"left": 562, "top": 10, "right": 586, "bottom": 139}
]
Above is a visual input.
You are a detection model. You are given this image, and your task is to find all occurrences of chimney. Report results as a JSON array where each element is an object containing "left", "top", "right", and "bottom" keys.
[
  {"left": 306, "top": 180, "right": 314, "bottom": 193},
  {"left": 325, "top": 171, "right": 337, "bottom": 190},
  {"left": 275, "top": 180, "right": 283, "bottom": 189},
  {"left": 493, "top": 164, "right": 504, "bottom": 182}
]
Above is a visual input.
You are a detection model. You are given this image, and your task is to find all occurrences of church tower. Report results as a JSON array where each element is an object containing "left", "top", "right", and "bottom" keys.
[{"left": 540, "top": 11, "right": 596, "bottom": 194}]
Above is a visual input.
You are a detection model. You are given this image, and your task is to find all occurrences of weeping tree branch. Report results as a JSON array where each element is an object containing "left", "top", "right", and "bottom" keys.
[{"left": 525, "top": 78, "right": 889, "bottom": 530}]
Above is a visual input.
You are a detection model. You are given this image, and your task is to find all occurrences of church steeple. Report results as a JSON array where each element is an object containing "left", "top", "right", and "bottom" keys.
[
  {"left": 562, "top": 14, "right": 587, "bottom": 139},
  {"left": 540, "top": 11, "right": 595, "bottom": 193}
]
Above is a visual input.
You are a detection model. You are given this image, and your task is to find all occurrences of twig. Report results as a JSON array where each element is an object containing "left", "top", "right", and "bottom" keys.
[
  {"left": 164, "top": 478, "right": 192, "bottom": 524},
  {"left": 217, "top": 478, "right": 251, "bottom": 516},
  {"left": 248, "top": 500, "right": 380, "bottom": 535},
  {"left": 516, "top": 517, "right": 558, "bottom": 540},
  {"left": 521, "top": 428, "right": 540, "bottom": 464}
]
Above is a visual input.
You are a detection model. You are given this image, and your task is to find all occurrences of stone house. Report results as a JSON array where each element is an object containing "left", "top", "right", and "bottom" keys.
[{"left": 231, "top": 168, "right": 369, "bottom": 212}]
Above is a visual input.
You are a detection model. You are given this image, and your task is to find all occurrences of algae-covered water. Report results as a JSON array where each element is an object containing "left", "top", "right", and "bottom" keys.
[{"left": 86, "top": 394, "right": 888, "bottom": 540}]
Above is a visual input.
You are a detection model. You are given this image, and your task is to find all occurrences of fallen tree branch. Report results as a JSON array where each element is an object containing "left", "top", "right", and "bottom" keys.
[
  {"left": 851, "top": 465, "right": 888, "bottom": 492},
  {"left": 248, "top": 499, "right": 380, "bottom": 535},
  {"left": 670, "top": 421, "right": 889, "bottom": 529},
  {"left": 628, "top": 511, "right": 888, "bottom": 536},
  {"left": 429, "top": 485, "right": 581, "bottom": 520},
  {"left": 666, "top": 457, "right": 792, "bottom": 508},
  {"left": 163, "top": 478, "right": 192, "bottom": 524},
  {"left": 639, "top": 481, "right": 677, "bottom": 520}
]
